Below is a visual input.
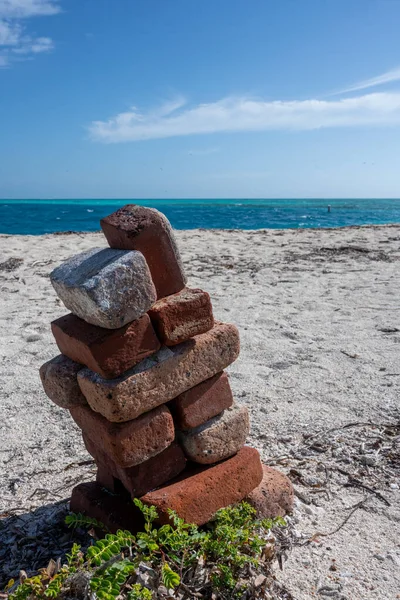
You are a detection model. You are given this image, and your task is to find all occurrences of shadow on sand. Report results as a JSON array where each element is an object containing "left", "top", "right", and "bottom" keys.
[{"left": 0, "top": 499, "right": 91, "bottom": 591}]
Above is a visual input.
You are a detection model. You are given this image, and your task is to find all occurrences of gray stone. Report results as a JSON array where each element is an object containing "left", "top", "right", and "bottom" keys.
[
  {"left": 178, "top": 403, "right": 249, "bottom": 464},
  {"left": 39, "top": 354, "right": 87, "bottom": 409},
  {"left": 361, "top": 454, "right": 378, "bottom": 467},
  {"left": 50, "top": 247, "right": 156, "bottom": 329}
]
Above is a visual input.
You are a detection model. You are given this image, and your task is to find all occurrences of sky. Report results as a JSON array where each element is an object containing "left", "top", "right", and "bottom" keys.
[{"left": 1, "top": 0, "right": 400, "bottom": 199}]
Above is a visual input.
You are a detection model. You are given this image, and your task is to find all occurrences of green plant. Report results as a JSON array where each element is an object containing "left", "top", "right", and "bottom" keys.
[
  {"left": 90, "top": 559, "right": 136, "bottom": 600},
  {"left": 201, "top": 502, "right": 284, "bottom": 596},
  {"left": 127, "top": 584, "right": 152, "bottom": 600},
  {"left": 160, "top": 563, "right": 180, "bottom": 590},
  {"left": 7, "top": 501, "right": 286, "bottom": 600},
  {"left": 65, "top": 512, "right": 107, "bottom": 532}
]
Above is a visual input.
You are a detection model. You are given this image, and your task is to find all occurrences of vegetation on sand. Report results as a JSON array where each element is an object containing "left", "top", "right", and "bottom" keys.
[{"left": 5, "top": 500, "right": 286, "bottom": 600}]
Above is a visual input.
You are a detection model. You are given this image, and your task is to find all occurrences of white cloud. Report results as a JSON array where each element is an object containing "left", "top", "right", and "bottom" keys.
[
  {"left": 0, "top": 0, "right": 60, "bottom": 18},
  {"left": 332, "top": 67, "right": 400, "bottom": 95},
  {"left": 0, "top": 0, "right": 60, "bottom": 67},
  {"left": 89, "top": 92, "right": 400, "bottom": 143},
  {"left": 12, "top": 34, "right": 52, "bottom": 53},
  {"left": 0, "top": 18, "right": 18, "bottom": 43}
]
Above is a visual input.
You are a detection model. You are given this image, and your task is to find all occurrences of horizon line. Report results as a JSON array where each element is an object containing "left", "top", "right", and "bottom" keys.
[{"left": 2, "top": 197, "right": 400, "bottom": 202}]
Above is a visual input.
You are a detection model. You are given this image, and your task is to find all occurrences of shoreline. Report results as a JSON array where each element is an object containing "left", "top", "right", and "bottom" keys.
[{"left": 1, "top": 221, "right": 400, "bottom": 238}]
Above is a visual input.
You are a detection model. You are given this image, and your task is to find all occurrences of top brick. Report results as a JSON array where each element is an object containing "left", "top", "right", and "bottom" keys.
[
  {"left": 100, "top": 205, "right": 186, "bottom": 299},
  {"left": 50, "top": 247, "right": 157, "bottom": 329}
]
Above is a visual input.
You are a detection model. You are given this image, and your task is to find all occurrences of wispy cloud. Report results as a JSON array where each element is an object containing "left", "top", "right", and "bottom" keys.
[
  {"left": 332, "top": 67, "right": 400, "bottom": 96},
  {"left": 0, "top": 0, "right": 60, "bottom": 67},
  {"left": 0, "top": 0, "right": 60, "bottom": 17},
  {"left": 89, "top": 92, "right": 400, "bottom": 143}
]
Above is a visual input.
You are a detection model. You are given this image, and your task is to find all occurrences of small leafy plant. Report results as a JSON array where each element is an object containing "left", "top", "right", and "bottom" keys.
[
  {"left": 6, "top": 500, "right": 286, "bottom": 600},
  {"left": 7, "top": 543, "right": 84, "bottom": 600}
]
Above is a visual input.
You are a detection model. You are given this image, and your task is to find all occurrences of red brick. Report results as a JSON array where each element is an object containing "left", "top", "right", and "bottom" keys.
[
  {"left": 51, "top": 313, "right": 160, "bottom": 379},
  {"left": 169, "top": 371, "right": 233, "bottom": 431},
  {"left": 101, "top": 205, "right": 186, "bottom": 299},
  {"left": 246, "top": 465, "right": 294, "bottom": 518},
  {"left": 39, "top": 354, "right": 86, "bottom": 409},
  {"left": 70, "top": 403, "right": 174, "bottom": 468},
  {"left": 84, "top": 434, "right": 187, "bottom": 497},
  {"left": 78, "top": 322, "right": 240, "bottom": 423},
  {"left": 141, "top": 446, "right": 263, "bottom": 526},
  {"left": 70, "top": 482, "right": 144, "bottom": 534},
  {"left": 148, "top": 288, "right": 214, "bottom": 346}
]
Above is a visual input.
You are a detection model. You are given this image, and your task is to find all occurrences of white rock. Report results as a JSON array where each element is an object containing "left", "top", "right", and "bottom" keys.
[{"left": 50, "top": 247, "right": 156, "bottom": 328}]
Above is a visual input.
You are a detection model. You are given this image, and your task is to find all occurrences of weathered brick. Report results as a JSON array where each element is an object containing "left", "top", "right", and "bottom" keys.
[
  {"left": 169, "top": 372, "right": 233, "bottom": 431},
  {"left": 70, "top": 482, "right": 144, "bottom": 533},
  {"left": 78, "top": 322, "right": 240, "bottom": 423},
  {"left": 141, "top": 446, "right": 263, "bottom": 526},
  {"left": 148, "top": 288, "right": 214, "bottom": 345},
  {"left": 70, "top": 404, "right": 174, "bottom": 468},
  {"left": 101, "top": 205, "right": 186, "bottom": 299},
  {"left": 84, "top": 434, "right": 187, "bottom": 497},
  {"left": 179, "top": 403, "right": 249, "bottom": 464},
  {"left": 51, "top": 313, "right": 160, "bottom": 379},
  {"left": 39, "top": 354, "right": 86, "bottom": 409},
  {"left": 50, "top": 247, "right": 156, "bottom": 329},
  {"left": 246, "top": 465, "right": 294, "bottom": 518}
]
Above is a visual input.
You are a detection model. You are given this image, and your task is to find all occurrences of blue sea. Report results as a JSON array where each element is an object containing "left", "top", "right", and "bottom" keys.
[{"left": 1, "top": 199, "right": 400, "bottom": 235}]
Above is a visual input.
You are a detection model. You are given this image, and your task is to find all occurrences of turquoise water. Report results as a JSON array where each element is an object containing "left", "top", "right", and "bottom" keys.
[{"left": 1, "top": 199, "right": 400, "bottom": 234}]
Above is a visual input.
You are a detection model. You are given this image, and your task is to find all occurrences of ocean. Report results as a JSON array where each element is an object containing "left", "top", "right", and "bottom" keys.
[{"left": 1, "top": 199, "right": 400, "bottom": 235}]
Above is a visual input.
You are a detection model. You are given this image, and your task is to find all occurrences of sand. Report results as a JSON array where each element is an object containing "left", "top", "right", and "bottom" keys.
[{"left": 0, "top": 225, "right": 399, "bottom": 598}]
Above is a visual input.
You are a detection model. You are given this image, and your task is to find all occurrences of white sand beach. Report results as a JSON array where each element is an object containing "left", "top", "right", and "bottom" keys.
[{"left": 0, "top": 225, "right": 399, "bottom": 599}]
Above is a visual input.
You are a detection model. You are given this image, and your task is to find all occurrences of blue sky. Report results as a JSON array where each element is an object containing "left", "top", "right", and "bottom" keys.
[{"left": 1, "top": 0, "right": 400, "bottom": 199}]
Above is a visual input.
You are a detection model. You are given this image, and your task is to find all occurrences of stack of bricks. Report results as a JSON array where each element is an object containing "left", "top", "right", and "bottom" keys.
[{"left": 40, "top": 205, "right": 293, "bottom": 531}]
